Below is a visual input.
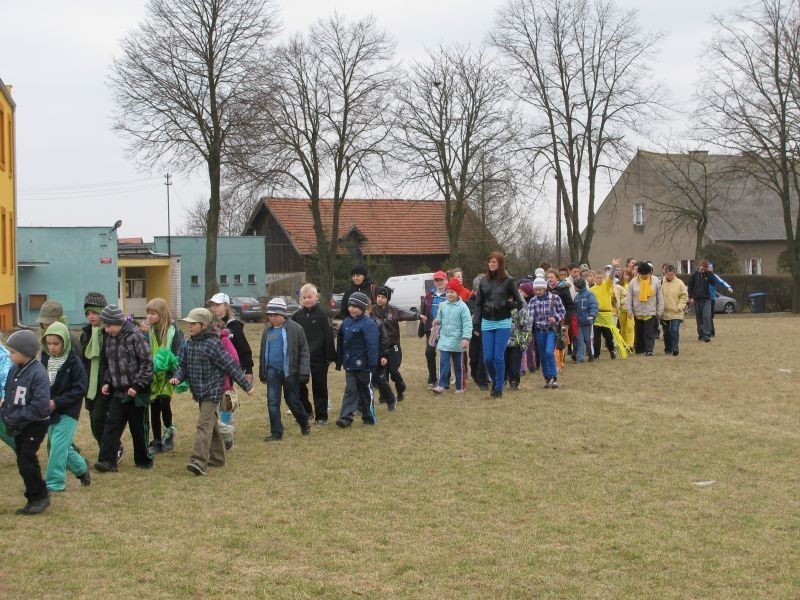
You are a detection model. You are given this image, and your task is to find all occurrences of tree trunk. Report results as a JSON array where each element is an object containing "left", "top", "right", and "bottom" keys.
[{"left": 204, "top": 156, "right": 221, "bottom": 300}]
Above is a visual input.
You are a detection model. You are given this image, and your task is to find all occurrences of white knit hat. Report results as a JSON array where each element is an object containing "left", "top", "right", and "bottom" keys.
[
  {"left": 266, "top": 297, "right": 288, "bottom": 316},
  {"left": 532, "top": 277, "right": 548, "bottom": 289}
]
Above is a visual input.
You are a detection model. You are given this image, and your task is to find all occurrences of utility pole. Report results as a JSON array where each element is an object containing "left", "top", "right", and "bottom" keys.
[{"left": 165, "top": 173, "right": 172, "bottom": 256}]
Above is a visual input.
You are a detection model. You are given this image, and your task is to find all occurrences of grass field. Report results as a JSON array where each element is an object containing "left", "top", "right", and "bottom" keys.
[{"left": 0, "top": 314, "right": 798, "bottom": 598}]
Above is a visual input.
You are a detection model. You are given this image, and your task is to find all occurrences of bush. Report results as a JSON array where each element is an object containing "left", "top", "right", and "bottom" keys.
[
  {"left": 701, "top": 242, "right": 739, "bottom": 274},
  {"left": 678, "top": 273, "right": 795, "bottom": 312}
]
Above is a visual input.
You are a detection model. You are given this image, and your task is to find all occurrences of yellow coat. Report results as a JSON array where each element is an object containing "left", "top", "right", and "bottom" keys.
[{"left": 662, "top": 277, "right": 688, "bottom": 320}]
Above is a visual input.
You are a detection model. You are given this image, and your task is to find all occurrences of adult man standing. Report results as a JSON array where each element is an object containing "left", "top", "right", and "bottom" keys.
[{"left": 688, "top": 260, "right": 715, "bottom": 342}]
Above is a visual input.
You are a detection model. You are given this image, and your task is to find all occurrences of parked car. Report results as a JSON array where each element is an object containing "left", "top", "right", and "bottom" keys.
[
  {"left": 383, "top": 273, "right": 435, "bottom": 314},
  {"left": 272, "top": 295, "right": 300, "bottom": 316},
  {"left": 684, "top": 291, "right": 738, "bottom": 315},
  {"left": 230, "top": 296, "right": 265, "bottom": 322},
  {"left": 329, "top": 293, "right": 343, "bottom": 318}
]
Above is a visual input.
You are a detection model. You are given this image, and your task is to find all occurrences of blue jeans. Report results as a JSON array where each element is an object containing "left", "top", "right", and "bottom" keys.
[
  {"left": 481, "top": 327, "right": 511, "bottom": 392},
  {"left": 663, "top": 319, "right": 682, "bottom": 353},
  {"left": 438, "top": 350, "right": 466, "bottom": 391},
  {"left": 534, "top": 329, "right": 558, "bottom": 380},
  {"left": 575, "top": 324, "right": 594, "bottom": 361},
  {"left": 265, "top": 366, "right": 308, "bottom": 438},
  {"left": 694, "top": 299, "right": 713, "bottom": 340}
]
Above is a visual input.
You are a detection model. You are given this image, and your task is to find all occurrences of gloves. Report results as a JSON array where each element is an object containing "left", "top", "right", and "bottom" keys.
[{"left": 298, "top": 374, "right": 310, "bottom": 385}]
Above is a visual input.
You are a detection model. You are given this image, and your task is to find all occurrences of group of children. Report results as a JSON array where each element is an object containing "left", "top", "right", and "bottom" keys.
[{"left": 0, "top": 256, "right": 723, "bottom": 514}]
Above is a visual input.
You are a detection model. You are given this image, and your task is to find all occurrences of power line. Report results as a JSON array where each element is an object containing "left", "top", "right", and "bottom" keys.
[{"left": 19, "top": 177, "right": 162, "bottom": 193}]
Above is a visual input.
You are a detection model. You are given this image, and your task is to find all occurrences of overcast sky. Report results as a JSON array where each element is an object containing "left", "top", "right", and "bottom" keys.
[{"left": 0, "top": 0, "right": 739, "bottom": 241}]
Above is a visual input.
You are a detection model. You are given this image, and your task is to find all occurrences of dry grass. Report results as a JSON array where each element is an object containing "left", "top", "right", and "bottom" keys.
[{"left": 0, "top": 315, "right": 798, "bottom": 599}]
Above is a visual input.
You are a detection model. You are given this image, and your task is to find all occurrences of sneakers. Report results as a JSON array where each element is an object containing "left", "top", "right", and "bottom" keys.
[
  {"left": 362, "top": 419, "right": 376, "bottom": 425},
  {"left": 135, "top": 462, "right": 154, "bottom": 470},
  {"left": 550, "top": 379, "right": 560, "bottom": 389},
  {"left": 673, "top": 351, "right": 679, "bottom": 356},
  {"left": 396, "top": 383, "right": 406, "bottom": 401},
  {"left": 19, "top": 496, "right": 50, "bottom": 515},
  {"left": 454, "top": 389, "right": 465, "bottom": 394},
  {"left": 315, "top": 419, "right": 328, "bottom": 426},
  {"left": 490, "top": 388, "right": 503, "bottom": 399},
  {"left": 224, "top": 439, "right": 234, "bottom": 451},
  {"left": 149, "top": 440, "right": 163, "bottom": 454},
  {"left": 116, "top": 446, "right": 125, "bottom": 463},
  {"left": 335, "top": 418, "right": 351, "bottom": 428},
  {"left": 432, "top": 386, "right": 445, "bottom": 394},
  {"left": 162, "top": 436, "right": 174, "bottom": 452},
  {"left": 509, "top": 382, "right": 519, "bottom": 391},
  {"left": 544, "top": 379, "right": 552, "bottom": 389},
  {"left": 427, "top": 383, "right": 435, "bottom": 389},
  {"left": 388, "top": 399, "right": 397, "bottom": 412},
  {"left": 78, "top": 465, "right": 91, "bottom": 487},
  {"left": 478, "top": 384, "right": 489, "bottom": 391},
  {"left": 186, "top": 462, "right": 207, "bottom": 476},
  {"left": 610, "top": 350, "right": 617, "bottom": 359},
  {"left": 645, "top": 351, "right": 654, "bottom": 356},
  {"left": 263, "top": 435, "right": 283, "bottom": 442},
  {"left": 94, "top": 461, "right": 118, "bottom": 473},
  {"left": 301, "top": 424, "right": 311, "bottom": 436}
]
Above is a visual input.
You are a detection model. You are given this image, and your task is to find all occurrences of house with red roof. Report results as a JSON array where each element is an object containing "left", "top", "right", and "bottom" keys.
[{"left": 242, "top": 197, "right": 496, "bottom": 276}]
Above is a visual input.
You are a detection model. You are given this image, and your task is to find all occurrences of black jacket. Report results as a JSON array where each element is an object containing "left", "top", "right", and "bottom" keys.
[
  {"left": 339, "top": 279, "right": 378, "bottom": 319},
  {"left": 688, "top": 270, "right": 712, "bottom": 300},
  {"left": 472, "top": 276, "right": 524, "bottom": 325},
  {"left": 372, "top": 304, "right": 417, "bottom": 345},
  {"left": 222, "top": 317, "right": 253, "bottom": 374},
  {"left": 42, "top": 351, "right": 87, "bottom": 422},
  {"left": 292, "top": 304, "right": 336, "bottom": 363}
]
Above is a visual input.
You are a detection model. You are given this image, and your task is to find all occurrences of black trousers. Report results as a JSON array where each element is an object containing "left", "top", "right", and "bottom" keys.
[
  {"left": 384, "top": 343, "right": 407, "bottom": 396},
  {"left": 299, "top": 358, "right": 330, "bottom": 421},
  {"left": 150, "top": 395, "right": 173, "bottom": 441},
  {"left": 424, "top": 332, "right": 437, "bottom": 384},
  {"left": 593, "top": 325, "right": 615, "bottom": 358},
  {"left": 469, "top": 334, "right": 488, "bottom": 387},
  {"left": 85, "top": 395, "right": 114, "bottom": 450},
  {"left": 373, "top": 361, "right": 396, "bottom": 403},
  {"left": 634, "top": 317, "right": 658, "bottom": 354},
  {"left": 99, "top": 397, "right": 151, "bottom": 467},
  {"left": 14, "top": 421, "right": 49, "bottom": 502},
  {"left": 504, "top": 346, "right": 522, "bottom": 384}
]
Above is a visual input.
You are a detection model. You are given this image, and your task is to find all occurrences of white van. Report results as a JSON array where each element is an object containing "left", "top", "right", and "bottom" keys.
[{"left": 383, "top": 273, "right": 435, "bottom": 314}]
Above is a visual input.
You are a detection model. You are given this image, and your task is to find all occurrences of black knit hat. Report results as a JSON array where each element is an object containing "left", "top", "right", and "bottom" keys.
[
  {"left": 348, "top": 291, "right": 369, "bottom": 310},
  {"left": 83, "top": 291, "right": 108, "bottom": 312},
  {"left": 375, "top": 285, "right": 392, "bottom": 301},
  {"left": 100, "top": 304, "right": 125, "bottom": 326},
  {"left": 350, "top": 264, "right": 368, "bottom": 277},
  {"left": 574, "top": 277, "right": 587, "bottom": 290}
]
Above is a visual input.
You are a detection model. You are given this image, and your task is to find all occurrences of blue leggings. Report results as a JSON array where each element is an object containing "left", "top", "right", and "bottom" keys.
[{"left": 481, "top": 327, "right": 511, "bottom": 392}]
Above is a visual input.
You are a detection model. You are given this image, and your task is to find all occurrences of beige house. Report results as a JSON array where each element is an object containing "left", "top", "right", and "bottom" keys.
[{"left": 588, "top": 150, "right": 797, "bottom": 275}]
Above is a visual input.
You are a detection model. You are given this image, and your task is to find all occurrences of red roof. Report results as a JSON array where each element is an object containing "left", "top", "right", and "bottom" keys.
[{"left": 261, "top": 198, "right": 478, "bottom": 256}]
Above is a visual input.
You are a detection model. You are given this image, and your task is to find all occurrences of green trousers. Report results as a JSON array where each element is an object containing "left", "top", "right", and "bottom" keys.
[
  {"left": 46, "top": 415, "right": 88, "bottom": 491},
  {"left": 0, "top": 419, "right": 15, "bottom": 451}
]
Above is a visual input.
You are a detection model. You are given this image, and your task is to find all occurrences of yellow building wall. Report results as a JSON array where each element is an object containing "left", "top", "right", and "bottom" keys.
[
  {"left": 0, "top": 79, "right": 16, "bottom": 330},
  {"left": 146, "top": 266, "right": 171, "bottom": 302}
]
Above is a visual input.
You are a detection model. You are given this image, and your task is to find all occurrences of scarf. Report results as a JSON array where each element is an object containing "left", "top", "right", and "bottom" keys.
[
  {"left": 150, "top": 325, "right": 176, "bottom": 398},
  {"left": 638, "top": 275, "right": 654, "bottom": 303},
  {"left": 84, "top": 326, "right": 103, "bottom": 400}
]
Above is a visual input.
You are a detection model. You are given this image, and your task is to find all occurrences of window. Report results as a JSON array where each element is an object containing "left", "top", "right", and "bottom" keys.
[
  {"left": 746, "top": 257, "right": 762, "bottom": 275},
  {"left": 679, "top": 259, "right": 694, "bottom": 275},
  {"left": 248, "top": 274, "right": 256, "bottom": 284},
  {"left": 234, "top": 274, "right": 242, "bottom": 285},
  {"left": 190, "top": 275, "right": 199, "bottom": 286},
  {"left": 7, "top": 114, "right": 11, "bottom": 178},
  {"left": 1, "top": 208, "right": 5, "bottom": 273},
  {"left": 220, "top": 274, "right": 228, "bottom": 285},
  {"left": 28, "top": 293, "right": 48, "bottom": 311},
  {"left": 0, "top": 107, "right": 5, "bottom": 171},
  {"left": 633, "top": 203, "right": 645, "bottom": 226}
]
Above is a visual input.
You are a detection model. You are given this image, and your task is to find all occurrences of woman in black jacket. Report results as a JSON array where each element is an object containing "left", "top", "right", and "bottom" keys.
[{"left": 472, "top": 251, "right": 524, "bottom": 398}]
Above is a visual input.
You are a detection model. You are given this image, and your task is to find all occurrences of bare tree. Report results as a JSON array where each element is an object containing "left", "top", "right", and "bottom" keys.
[
  {"left": 491, "top": 0, "right": 665, "bottom": 264},
  {"left": 393, "top": 44, "right": 519, "bottom": 264},
  {"left": 180, "top": 186, "right": 264, "bottom": 236},
  {"left": 636, "top": 149, "right": 741, "bottom": 262},
  {"left": 246, "top": 13, "right": 395, "bottom": 302},
  {"left": 696, "top": 0, "right": 800, "bottom": 311},
  {"left": 109, "top": 0, "right": 277, "bottom": 300}
]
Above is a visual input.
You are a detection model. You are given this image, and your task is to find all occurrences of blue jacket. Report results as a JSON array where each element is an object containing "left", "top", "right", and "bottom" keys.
[
  {"left": 574, "top": 288, "right": 599, "bottom": 326},
  {"left": 2, "top": 358, "right": 51, "bottom": 435},
  {"left": 336, "top": 314, "right": 379, "bottom": 372},
  {"left": 435, "top": 300, "right": 473, "bottom": 352}
]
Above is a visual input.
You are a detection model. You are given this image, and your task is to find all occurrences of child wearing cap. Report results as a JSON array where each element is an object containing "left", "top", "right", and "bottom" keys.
[
  {"left": 418, "top": 271, "right": 449, "bottom": 388},
  {"left": 94, "top": 305, "right": 154, "bottom": 472},
  {"left": 258, "top": 298, "right": 311, "bottom": 441},
  {"left": 431, "top": 280, "right": 472, "bottom": 394},
  {"left": 79, "top": 291, "right": 112, "bottom": 454},
  {"left": 2, "top": 330, "right": 52, "bottom": 514},
  {"left": 41, "top": 322, "right": 92, "bottom": 491},
  {"left": 208, "top": 292, "right": 253, "bottom": 449},
  {"left": 335, "top": 292, "right": 380, "bottom": 427},
  {"left": 372, "top": 285, "right": 418, "bottom": 402},
  {"left": 527, "top": 278, "right": 566, "bottom": 388},
  {"left": 171, "top": 308, "right": 254, "bottom": 476}
]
